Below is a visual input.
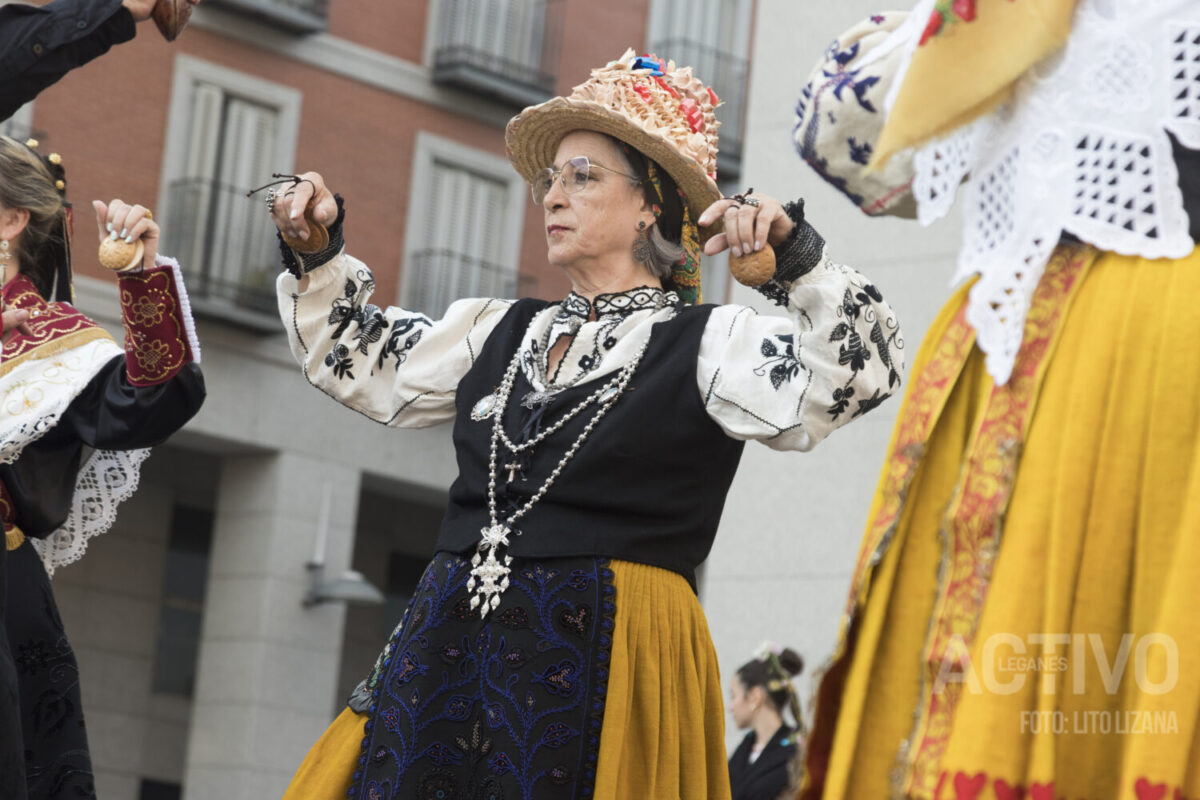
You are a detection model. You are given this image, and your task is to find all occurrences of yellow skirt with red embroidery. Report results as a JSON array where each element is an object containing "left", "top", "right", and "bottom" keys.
[
  {"left": 282, "top": 559, "right": 731, "bottom": 800},
  {"left": 802, "top": 244, "right": 1200, "bottom": 800}
]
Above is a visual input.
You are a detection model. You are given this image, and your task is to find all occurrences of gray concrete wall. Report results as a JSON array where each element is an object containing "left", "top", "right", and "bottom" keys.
[{"left": 699, "top": 0, "right": 964, "bottom": 753}]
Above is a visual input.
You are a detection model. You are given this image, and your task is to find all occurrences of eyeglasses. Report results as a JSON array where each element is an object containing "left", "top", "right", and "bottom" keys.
[{"left": 530, "top": 156, "right": 643, "bottom": 204}]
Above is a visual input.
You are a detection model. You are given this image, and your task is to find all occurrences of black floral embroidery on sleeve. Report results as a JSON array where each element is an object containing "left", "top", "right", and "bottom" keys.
[
  {"left": 754, "top": 334, "right": 801, "bottom": 390},
  {"left": 354, "top": 304, "right": 387, "bottom": 355},
  {"left": 827, "top": 283, "right": 901, "bottom": 420},
  {"left": 325, "top": 343, "right": 355, "bottom": 380},
  {"left": 378, "top": 316, "right": 432, "bottom": 371}
]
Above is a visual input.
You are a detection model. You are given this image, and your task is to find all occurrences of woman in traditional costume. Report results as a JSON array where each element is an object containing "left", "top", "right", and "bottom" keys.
[
  {"left": 270, "top": 50, "right": 903, "bottom": 800},
  {"left": 728, "top": 644, "right": 805, "bottom": 800},
  {"left": 0, "top": 135, "right": 204, "bottom": 799},
  {"left": 792, "top": 3, "right": 1200, "bottom": 798}
]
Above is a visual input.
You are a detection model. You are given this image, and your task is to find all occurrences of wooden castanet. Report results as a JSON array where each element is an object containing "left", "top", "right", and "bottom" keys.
[
  {"left": 280, "top": 198, "right": 330, "bottom": 255},
  {"left": 729, "top": 246, "right": 776, "bottom": 287}
]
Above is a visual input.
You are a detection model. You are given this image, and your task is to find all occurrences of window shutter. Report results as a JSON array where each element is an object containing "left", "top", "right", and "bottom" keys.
[
  {"left": 175, "top": 82, "right": 224, "bottom": 279},
  {"left": 412, "top": 159, "right": 513, "bottom": 317},
  {"left": 211, "top": 96, "right": 279, "bottom": 296}
]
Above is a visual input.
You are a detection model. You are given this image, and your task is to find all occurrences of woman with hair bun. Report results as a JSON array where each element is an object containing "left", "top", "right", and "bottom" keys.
[
  {"left": 727, "top": 644, "right": 805, "bottom": 800},
  {"left": 0, "top": 135, "right": 204, "bottom": 799}
]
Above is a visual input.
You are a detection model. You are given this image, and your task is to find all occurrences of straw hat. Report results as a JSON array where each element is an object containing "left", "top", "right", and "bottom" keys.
[{"left": 506, "top": 49, "right": 723, "bottom": 240}]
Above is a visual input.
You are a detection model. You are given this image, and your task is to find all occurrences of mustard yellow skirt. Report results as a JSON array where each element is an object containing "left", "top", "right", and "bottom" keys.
[
  {"left": 803, "top": 244, "right": 1200, "bottom": 799},
  {"left": 284, "top": 559, "right": 731, "bottom": 800}
]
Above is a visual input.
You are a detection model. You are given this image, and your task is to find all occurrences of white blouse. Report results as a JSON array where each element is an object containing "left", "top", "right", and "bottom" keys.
[{"left": 277, "top": 246, "right": 903, "bottom": 452}]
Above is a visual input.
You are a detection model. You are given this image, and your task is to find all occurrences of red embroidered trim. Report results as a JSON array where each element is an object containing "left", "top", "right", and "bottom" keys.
[
  {"left": 905, "top": 246, "right": 1094, "bottom": 797},
  {"left": 119, "top": 267, "right": 194, "bottom": 387},
  {"left": 931, "top": 771, "right": 1195, "bottom": 800},
  {"left": 800, "top": 292, "right": 978, "bottom": 799},
  {"left": 1, "top": 276, "right": 108, "bottom": 375}
]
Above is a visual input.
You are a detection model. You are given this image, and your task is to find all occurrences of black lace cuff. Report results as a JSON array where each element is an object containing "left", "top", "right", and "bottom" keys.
[
  {"left": 279, "top": 194, "right": 346, "bottom": 278},
  {"left": 754, "top": 199, "right": 826, "bottom": 307}
]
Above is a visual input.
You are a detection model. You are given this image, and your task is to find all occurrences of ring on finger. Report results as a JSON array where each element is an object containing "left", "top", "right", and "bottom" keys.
[{"left": 731, "top": 187, "right": 760, "bottom": 207}]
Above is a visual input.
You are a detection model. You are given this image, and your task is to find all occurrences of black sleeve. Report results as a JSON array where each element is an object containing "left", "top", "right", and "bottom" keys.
[
  {"left": 0, "top": 0, "right": 136, "bottom": 121},
  {"left": 58, "top": 356, "right": 206, "bottom": 450},
  {"left": 1169, "top": 131, "right": 1200, "bottom": 242}
]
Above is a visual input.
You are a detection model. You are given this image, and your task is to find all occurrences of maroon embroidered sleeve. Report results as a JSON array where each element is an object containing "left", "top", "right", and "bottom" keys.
[{"left": 118, "top": 260, "right": 201, "bottom": 387}]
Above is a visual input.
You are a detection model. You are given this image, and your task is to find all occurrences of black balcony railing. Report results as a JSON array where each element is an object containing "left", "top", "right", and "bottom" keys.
[
  {"left": 431, "top": 0, "right": 564, "bottom": 107},
  {"left": 164, "top": 178, "right": 279, "bottom": 319},
  {"left": 208, "top": 0, "right": 329, "bottom": 32},
  {"left": 407, "top": 249, "right": 534, "bottom": 318},
  {"left": 649, "top": 38, "right": 749, "bottom": 173}
]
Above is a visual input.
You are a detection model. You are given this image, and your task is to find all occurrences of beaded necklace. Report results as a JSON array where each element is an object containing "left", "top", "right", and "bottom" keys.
[{"left": 466, "top": 306, "right": 676, "bottom": 615}]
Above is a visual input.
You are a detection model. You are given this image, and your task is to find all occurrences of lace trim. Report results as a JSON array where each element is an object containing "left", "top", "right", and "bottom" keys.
[
  {"left": 559, "top": 286, "right": 678, "bottom": 319},
  {"left": 156, "top": 254, "right": 203, "bottom": 363},
  {"left": 908, "top": 0, "right": 1200, "bottom": 384},
  {"left": 0, "top": 337, "right": 124, "bottom": 464},
  {"left": 31, "top": 447, "right": 151, "bottom": 577}
]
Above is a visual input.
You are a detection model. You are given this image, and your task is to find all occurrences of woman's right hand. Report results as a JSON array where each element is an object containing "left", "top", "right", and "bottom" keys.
[
  {"left": 2, "top": 307, "right": 32, "bottom": 341},
  {"left": 268, "top": 171, "right": 339, "bottom": 244}
]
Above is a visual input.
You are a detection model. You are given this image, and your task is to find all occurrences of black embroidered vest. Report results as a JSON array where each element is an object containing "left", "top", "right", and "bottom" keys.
[{"left": 437, "top": 298, "right": 745, "bottom": 589}]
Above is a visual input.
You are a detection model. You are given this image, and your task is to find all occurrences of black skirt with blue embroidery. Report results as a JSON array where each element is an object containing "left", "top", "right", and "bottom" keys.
[{"left": 345, "top": 552, "right": 616, "bottom": 800}]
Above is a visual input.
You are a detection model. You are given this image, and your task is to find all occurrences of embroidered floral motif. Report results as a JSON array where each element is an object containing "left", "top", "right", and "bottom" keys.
[
  {"left": 827, "top": 285, "right": 900, "bottom": 420},
  {"left": 919, "top": 0, "right": 999, "bottom": 46},
  {"left": 379, "top": 317, "right": 431, "bottom": 371},
  {"left": 324, "top": 343, "right": 354, "bottom": 380},
  {"left": 349, "top": 554, "right": 615, "bottom": 800},
  {"left": 128, "top": 295, "right": 165, "bottom": 326},
  {"left": 755, "top": 334, "right": 801, "bottom": 390},
  {"left": 133, "top": 339, "right": 170, "bottom": 372}
]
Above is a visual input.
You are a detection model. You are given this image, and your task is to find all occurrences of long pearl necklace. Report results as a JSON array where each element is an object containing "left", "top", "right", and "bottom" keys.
[{"left": 466, "top": 308, "right": 675, "bottom": 616}]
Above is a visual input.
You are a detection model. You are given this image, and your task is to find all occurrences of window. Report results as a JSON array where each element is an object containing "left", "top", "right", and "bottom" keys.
[
  {"left": 428, "top": 0, "right": 564, "bottom": 106},
  {"left": 151, "top": 504, "right": 214, "bottom": 697},
  {"left": 206, "top": 0, "right": 329, "bottom": 32},
  {"left": 139, "top": 780, "right": 182, "bottom": 800},
  {"left": 647, "top": 0, "right": 753, "bottom": 169},
  {"left": 0, "top": 101, "right": 35, "bottom": 141},
  {"left": 158, "top": 56, "right": 300, "bottom": 319},
  {"left": 402, "top": 133, "right": 528, "bottom": 317}
]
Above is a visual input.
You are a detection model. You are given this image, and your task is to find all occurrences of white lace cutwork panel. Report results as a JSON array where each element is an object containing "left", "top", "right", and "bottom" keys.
[
  {"left": 31, "top": 447, "right": 151, "bottom": 577},
  {"left": 909, "top": 0, "right": 1200, "bottom": 384}
]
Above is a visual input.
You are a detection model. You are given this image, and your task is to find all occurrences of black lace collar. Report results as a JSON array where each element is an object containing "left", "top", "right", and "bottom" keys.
[{"left": 559, "top": 286, "right": 678, "bottom": 319}]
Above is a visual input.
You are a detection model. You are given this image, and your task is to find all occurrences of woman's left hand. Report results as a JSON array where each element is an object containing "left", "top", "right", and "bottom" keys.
[
  {"left": 698, "top": 192, "right": 794, "bottom": 258},
  {"left": 93, "top": 199, "right": 159, "bottom": 271}
]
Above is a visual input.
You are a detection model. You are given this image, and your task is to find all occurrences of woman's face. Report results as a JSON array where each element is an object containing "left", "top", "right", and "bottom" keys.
[
  {"left": 542, "top": 130, "right": 652, "bottom": 271},
  {"left": 729, "top": 677, "right": 757, "bottom": 730}
]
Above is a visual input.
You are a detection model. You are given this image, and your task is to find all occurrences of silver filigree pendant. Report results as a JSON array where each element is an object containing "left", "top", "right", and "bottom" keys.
[
  {"left": 520, "top": 388, "right": 560, "bottom": 410},
  {"left": 466, "top": 523, "right": 513, "bottom": 617},
  {"left": 471, "top": 392, "right": 499, "bottom": 421}
]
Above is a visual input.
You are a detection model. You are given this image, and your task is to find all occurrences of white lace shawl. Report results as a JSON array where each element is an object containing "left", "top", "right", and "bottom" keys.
[
  {"left": 900, "top": 0, "right": 1200, "bottom": 383},
  {"left": 0, "top": 335, "right": 151, "bottom": 576}
]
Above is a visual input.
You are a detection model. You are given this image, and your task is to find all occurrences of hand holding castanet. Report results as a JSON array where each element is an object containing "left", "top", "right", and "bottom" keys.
[
  {"left": 94, "top": 199, "right": 158, "bottom": 272},
  {"left": 280, "top": 197, "right": 330, "bottom": 254},
  {"left": 729, "top": 247, "right": 776, "bottom": 287},
  {"left": 698, "top": 189, "right": 792, "bottom": 288}
]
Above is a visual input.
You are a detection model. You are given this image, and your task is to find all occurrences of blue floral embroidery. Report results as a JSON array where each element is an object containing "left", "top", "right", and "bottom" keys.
[
  {"left": 348, "top": 554, "right": 615, "bottom": 800},
  {"left": 848, "top": 136, "right": 873, "bottom": 166}
]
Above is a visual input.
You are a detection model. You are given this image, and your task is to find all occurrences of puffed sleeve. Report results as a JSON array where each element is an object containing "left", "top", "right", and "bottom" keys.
[
  {"left": 277, "top": 248, "right": 512, "bottom": 428},
  {"left": 697, "top": 203, "right": 904, "bottom": 451}
]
